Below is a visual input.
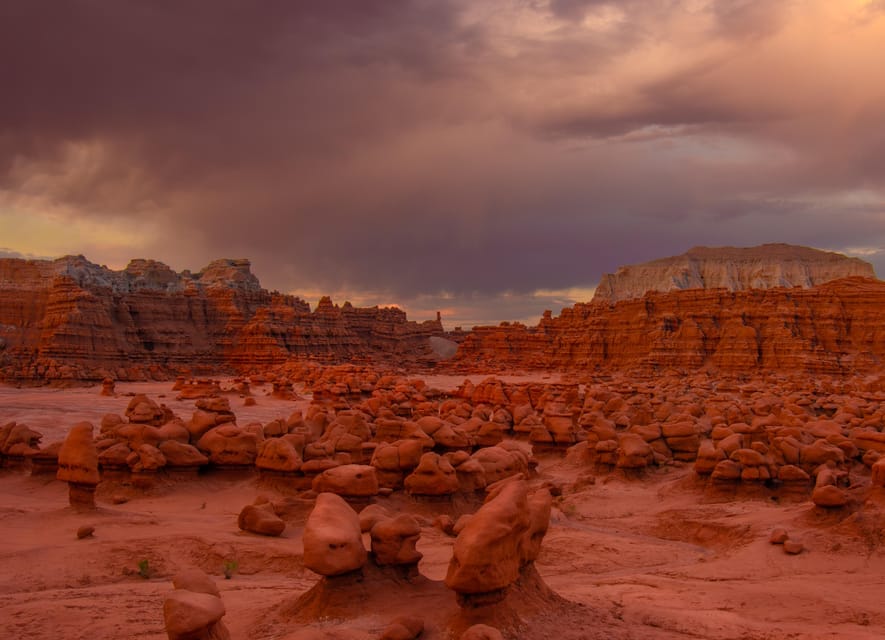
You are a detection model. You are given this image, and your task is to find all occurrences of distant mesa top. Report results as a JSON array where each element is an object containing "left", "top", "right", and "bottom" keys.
[
  {"left": 591, "top": 244, "right": 876, "bottom": 303},
  {"left": 0, "top": 254, "right": 263, "bottom": 294}
]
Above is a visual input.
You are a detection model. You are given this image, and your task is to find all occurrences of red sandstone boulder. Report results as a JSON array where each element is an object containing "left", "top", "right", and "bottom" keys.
[
  {"left": 163, "top": 589, "right": 229, "bottom": 640},
  {"left": 303, "top": 493, "right": 367, "bottom": 576},
  {"left": 445, "top": 478, "right": 532, "bottom": 596},
  {"left": 0, "top": 422, "right": 43, "bottom": 457},
  {"left": 256, "top": 438, "right": 302, "bottom": 473},
  {"left": 238, "top": 501, "right": 286, "bottom": 536},
  {"left": 370, "top": 514, "right": 423, "bottom": 566},
  {"left": 125, "top": 395, "right": 166, "bottom": 426},
  {"left": 159, "top": 441, "right": 209, "bottom": 468},
  {"left": 471, "top": 446, "right": 528, "bottom": 485},
  {"left": 312, "top": 464, "right": 379, "bottom": 497},
  {"left": 404, "top": 453, "right": 459, "bottom": 496},
  {"left": 127, "top": 443, "right": 166, "bottom": 472},
  {"left": 196, "top": 425, "right": 259, "bottom": 467}
]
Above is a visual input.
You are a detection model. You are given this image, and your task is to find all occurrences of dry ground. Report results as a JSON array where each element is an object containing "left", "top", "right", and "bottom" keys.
[{"left": 1, "top": 381, "right": 884, "bottom": 639}]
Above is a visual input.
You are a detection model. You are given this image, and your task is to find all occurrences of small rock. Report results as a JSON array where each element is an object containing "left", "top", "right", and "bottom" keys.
[
  {"left": 76, "top": 525, "right": 95, "bottom": 539},
  {"left": 237, "top": 502, "right": 286, "bottom": 537},
  {"left": 433, "top": 514, "right": 456, "bottom": 536},
  {"left": 461, "top": 624, "right": 504, "bottom": 640},
  {"left": 783, "top": 540, "right": 804, "bottom": 555},
  {"left": 380, "top": 615, "right": 424, "bottom": 640},
  {"left": 769, "top": 527, "right": 789, "bottom": 544}
]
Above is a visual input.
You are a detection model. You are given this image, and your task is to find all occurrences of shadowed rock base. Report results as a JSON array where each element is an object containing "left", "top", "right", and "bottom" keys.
[
  {"left": 68, "top": 482, "right": 97, "bottom": 510},
  {"left": 448, "top": 564, "right": 578, "bottom": 639},
  {"left": 266, "top": 560, "right": 619, "bottom": 640}
]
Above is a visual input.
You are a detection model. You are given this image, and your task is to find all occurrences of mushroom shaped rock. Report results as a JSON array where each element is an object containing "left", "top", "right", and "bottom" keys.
[
  {"left": 238, "top": 501, "right": 286, "bottom": 536},
  {"left": 312, "top": 464, "right": 379, "bottom": 497},
  {"left": 100, "top": 378, "right": 116, "bottom": 396},
  {"left": 256, "top": 438, "right": 302, "bottom": 473},
  {"left": 303, "top": 493, "right": 367, "bottom": 576},
  {"left": 57, "top": 422, "right": 100, "bottom": 508},
  {"left": 125, "top": 395, "right": 166, "bottom": 426},
  {"left": 370, "top": 514, "right": 423, "bottom": 566},
  {"left": 445, "top": 478, "right": 531, "bottom": 598},
  {"left": 404, "top": 452, "right": 459, "bottom": 496},
  {"left": 163, "top": 589, "right": 230, "bottom": 640}
]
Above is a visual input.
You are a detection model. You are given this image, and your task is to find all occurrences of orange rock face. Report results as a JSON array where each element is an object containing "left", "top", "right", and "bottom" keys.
[
  {"left": 0, "top": 256, "right": 445, "bottom": 382},
  {"left": 455, "top": 278, "right": 885, "bottom": 374}
]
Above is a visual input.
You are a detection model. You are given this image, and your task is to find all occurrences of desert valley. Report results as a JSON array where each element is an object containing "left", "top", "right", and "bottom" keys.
[{"left": 2, "top": 245, "right": 885, "bottom": 640}]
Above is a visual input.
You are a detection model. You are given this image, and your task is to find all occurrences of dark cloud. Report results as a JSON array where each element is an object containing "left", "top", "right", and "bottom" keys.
[
  {"left": 0, "top": 1, "right": 883, "bottom": 328},
  {"left": 548, "top": 0, "right": 612, "bottom": 21}
]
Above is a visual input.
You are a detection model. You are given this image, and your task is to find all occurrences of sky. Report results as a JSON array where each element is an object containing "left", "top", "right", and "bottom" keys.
[{"left": 1, "top": 1, "right": 884, "bottom": 329}]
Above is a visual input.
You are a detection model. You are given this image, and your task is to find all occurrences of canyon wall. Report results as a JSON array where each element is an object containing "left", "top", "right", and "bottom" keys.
[
  {"left": 592, "top": 244, "right": 876, "bottom": 304},
  {"left": 0, "top": 256, "right": 444, "bottom": 382},
  {"left": 455, "top": 277, "right": 885, "bottom": 375}
]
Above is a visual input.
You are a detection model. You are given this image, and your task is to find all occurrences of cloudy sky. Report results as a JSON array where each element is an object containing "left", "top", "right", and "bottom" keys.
[{"left": 1, "top": 1, "right": 884, "bottom": 328}]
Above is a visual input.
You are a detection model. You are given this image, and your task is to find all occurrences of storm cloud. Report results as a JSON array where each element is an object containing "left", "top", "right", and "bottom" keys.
[{"left": 1, "top": 0, "right": 883, "bottom": 327}]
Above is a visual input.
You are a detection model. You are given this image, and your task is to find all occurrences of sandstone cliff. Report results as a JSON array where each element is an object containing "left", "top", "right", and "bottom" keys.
[
  {"left": 454, "top": 277, "right": 885, "bottom": 375},
  {"left": 592, "top": 244, "right": 875, "bottom": 303},
  {"left": 0, "top": 256, "right": 444, "bottom": 382}
]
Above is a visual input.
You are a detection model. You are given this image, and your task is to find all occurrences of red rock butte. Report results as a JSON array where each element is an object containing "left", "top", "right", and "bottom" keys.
[
  {"left": 455, "top": 276, "right": 885, "bottom": 375},
  {"left": 0, "top": 255, "right": 446, "bottom": 383}
]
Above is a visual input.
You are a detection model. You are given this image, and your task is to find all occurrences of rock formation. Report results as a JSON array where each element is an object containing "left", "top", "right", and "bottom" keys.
[
  {"left": 302, "top": 493, "right": 367, "bottom": 577},
  {"left": 445, "top": 476, "right": 551, "bottom": 606},
  {"left": 57, "top": 422, "right": 100, "bottom": 509},
  {"left": 164, "top": 569, "right": 231, "bottom": 640},
  {"left": 455, "top": 276, "right": 885, "bottom": 374},
  {"left": 0, "top": 255, "right": 446, "bottom": 383},
  {"left": 592, "top": 244, "right": 875, "bottom": 303}
]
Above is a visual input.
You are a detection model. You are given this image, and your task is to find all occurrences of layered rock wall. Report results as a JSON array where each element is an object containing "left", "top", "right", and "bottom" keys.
[
  {"left": 0, "top": 256, "right": 444, "bottom": 382},
  {"left": 455, "top": 277, "right": 885, "bottom": 375}
]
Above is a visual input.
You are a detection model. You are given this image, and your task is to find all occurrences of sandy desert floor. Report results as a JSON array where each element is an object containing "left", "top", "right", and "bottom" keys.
[{"left": 2, "top": 380, "right": 885, "bottom": 639}]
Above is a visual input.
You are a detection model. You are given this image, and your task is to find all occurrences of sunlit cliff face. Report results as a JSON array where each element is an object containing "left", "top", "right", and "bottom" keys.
[{"left": 1, "top": 1, "right": 883, "bottom": 327}]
